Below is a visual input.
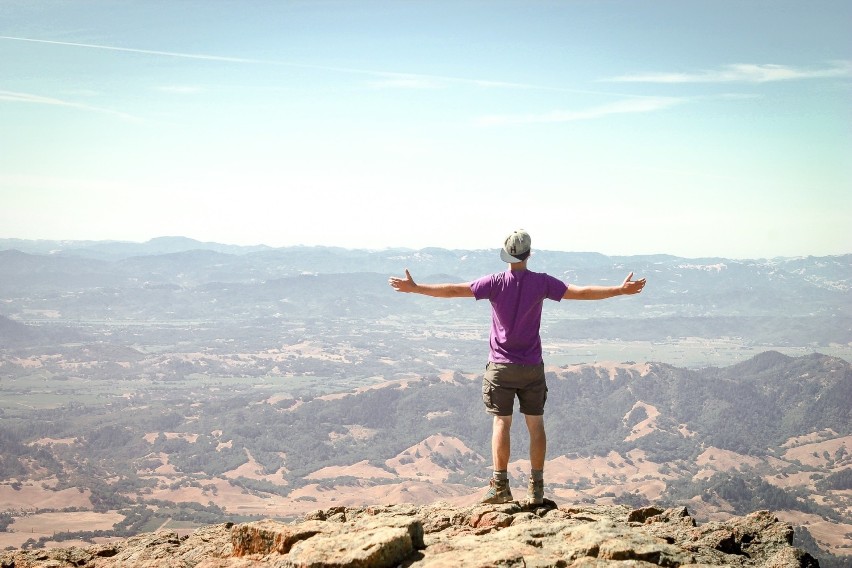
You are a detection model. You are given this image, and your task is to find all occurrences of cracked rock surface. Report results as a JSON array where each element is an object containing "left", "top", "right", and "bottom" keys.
[{"left": 0, "top": 502, "right": 818, "bottom": 567}]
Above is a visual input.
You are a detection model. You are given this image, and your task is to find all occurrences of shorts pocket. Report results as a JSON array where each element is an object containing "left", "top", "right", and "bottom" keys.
[{"left": 482, "top": 380, "right": 493, "bottom": 408}]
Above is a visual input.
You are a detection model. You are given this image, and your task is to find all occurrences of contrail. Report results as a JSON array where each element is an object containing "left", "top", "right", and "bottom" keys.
[
  {"left": 0, "top": 88, "right": 140, "bottom": 121},
  {"left": 0, "top": 35, "right": 264, "bottom": 63},
  {"left": 0, "top": 34, "right": 534, "bottom": 85},
  {"left": 0, "top": 35, "right": 652, "bottom": 98},
  {"left": 476, "top": 96, "right": 683, "bottom": 126}
]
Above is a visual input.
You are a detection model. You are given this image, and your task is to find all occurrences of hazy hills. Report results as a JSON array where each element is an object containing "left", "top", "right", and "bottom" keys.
[
  {"left": 1, "top": 236, "right": 848, "bottom": 292},
  {"left": 1, "top": 237, "right": 850, "bottom": 355}
]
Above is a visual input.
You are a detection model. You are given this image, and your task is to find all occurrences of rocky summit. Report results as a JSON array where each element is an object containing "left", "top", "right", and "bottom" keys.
[{"left": 0, "top": 501, "right": 818, "bottom": 568}]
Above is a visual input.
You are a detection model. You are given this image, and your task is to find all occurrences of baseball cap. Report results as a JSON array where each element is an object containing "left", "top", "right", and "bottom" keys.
[{"left": 500, "top": 229, "right": 532, "bottom": 263}]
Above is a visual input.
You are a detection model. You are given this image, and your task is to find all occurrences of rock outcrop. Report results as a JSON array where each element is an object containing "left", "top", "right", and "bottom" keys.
[{"left": 0, "top": 501, "right": 818, "bottom": 567}]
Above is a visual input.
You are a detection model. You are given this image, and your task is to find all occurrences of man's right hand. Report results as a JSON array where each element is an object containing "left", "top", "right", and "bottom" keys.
[
  {"left": 389, "top": 269, "right": 417, "bottom": 293},
  {"left": 389, "top": 270, "right": 474, "bottom": 298}
]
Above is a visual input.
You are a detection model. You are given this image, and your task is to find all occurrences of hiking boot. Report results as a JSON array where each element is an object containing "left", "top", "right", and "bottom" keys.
[
  {"left": 524, "top": 479, "right": 544, "bottom": 506},
  {"left": 480, "top": 478, "right": 513, "bottom": 504}
]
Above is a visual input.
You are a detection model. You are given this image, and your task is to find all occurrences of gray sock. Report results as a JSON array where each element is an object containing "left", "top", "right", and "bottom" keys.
[
  {"left": 531, "top": 469, "right": 544, "bottom": 482},
  {"left": 493, "top": 470, "right": 508, "bottom": 482}
]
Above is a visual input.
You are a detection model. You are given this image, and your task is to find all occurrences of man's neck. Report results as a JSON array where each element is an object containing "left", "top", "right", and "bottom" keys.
[{"left": 509, "top": 260, "right": 528, "bottom": 272}]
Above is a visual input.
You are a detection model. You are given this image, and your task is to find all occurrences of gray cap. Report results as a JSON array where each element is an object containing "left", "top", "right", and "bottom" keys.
[{"left": 500, "top": 229, "right": 531, "bottom": 263}]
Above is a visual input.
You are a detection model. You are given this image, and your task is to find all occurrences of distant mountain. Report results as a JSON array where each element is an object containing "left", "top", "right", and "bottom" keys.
[
  {"left": 0, "top": 314, "right": 84, "bottom": 346},
  {"left": 0, "top": 236, "right": 271, "bottom": 260},
  {"left": 0, "top": 240, "right": 849, "bottom": 348},
  {"left": 0, "top": 314, "right": 37, "bottom": 343}
]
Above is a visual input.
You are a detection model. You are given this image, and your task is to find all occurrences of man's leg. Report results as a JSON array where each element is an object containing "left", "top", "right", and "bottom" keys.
[
  {"left": 524, "top": 414, "right": 546, "bottom": 505},
  {"left": 524, "top": 414, "right": 546, "bottom": 470},
  {"left": 481, "top": 414, "right": 514, "bottom": 504},
  {"left": 480, "top": 362, "right": 517, "bottom": 504},
  {"left": 492, "top": 414, "right": 513, "bottom": 471}
]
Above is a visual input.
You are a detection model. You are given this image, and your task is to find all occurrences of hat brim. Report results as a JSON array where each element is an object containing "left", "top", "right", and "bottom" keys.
[{"left": 500, "top": 248, "right": 524, "bottom": 263}]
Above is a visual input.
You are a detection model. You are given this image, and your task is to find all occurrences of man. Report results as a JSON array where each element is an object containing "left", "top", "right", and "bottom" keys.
[{"left": 388, "top": 229, "right": 646, "bottom": 505}]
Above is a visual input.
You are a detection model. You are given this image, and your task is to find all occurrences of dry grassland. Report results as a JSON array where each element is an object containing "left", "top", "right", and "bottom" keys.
[
  {"left": 0, "top": 483, "right": 91, "bottom": 511},
  {"left": 306, "top": 460, "right": 396, "bottom": 481},
  {"left": 782, "top": 436, "right": 850, "bottom": 468}
]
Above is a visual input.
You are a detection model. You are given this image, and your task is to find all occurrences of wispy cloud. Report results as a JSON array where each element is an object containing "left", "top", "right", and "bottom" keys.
[
  {"left": 606, "top": 61, "right": 852, "bottom": 83},
  {"left": 155, "top": 85, "right": 204, "bottom": 95},
  {"left": 476, "top": 97, "right": 683, "bottom": 126},
  {"left": 0, "top": 89, "right": 139, "bottom": 120},
  {"left": 365, "top": 76, "right": 450, "bottom": 90},
  {"left": 369, "top": 71, "right": 539, "bottom": 90},
  {"left": 0, "top": 35, "right": 637, "bottom": 96}
]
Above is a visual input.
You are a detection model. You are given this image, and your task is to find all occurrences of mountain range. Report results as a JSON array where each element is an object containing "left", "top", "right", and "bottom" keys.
[{"left": 1, "top": 237, "right": 849, "bottom": 355}]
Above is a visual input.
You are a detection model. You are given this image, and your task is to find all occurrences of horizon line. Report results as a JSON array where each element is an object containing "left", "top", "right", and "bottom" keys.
[{"left": 0, "top": 236, "right": 846, "bottom": 261}]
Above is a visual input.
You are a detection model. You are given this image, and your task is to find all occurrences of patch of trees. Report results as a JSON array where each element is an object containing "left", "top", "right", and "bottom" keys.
[
  {"left": 0, "top": 512, "right": 12, "bottom": 532},
  {"left": 664, "top": 471, "right": 842, "bottom": 522},
  {"left": 89, "top": 483, "right": 134, "bottom": 513},
  {"left": 0, "top": 456, "right": 28, "bottom": 479},
  {"left": 625, "top": 405, "right": 648, "bottom": 427},
  {"left": 83, "top": 422, "right": 148, "bottom": 459},
  {"left": 430, "top": 452, "right": 480, "bottom": 472},
  {"left": 146, "top": 499, "right": 258, "bottom": 525},
  {"left": 168, "top": 445, "right": 245, "bottom": 477},
  {"left": 815, "top": 468, "right": 852, "bottom": 491},
  {"left": 613, "top": 492, "right": 650, "bottom": 509},
  {"left": 631, "top": 430, "right": 697, "bottom": 463},
  {"left": 108, "top": 505, "right": 153, "bottom": 536},
  {"left": 0, "top": 427, "right": 26, "bottom": 457},
  {"left": 229, "top": 476, "right": 290, "bottom": 497}
]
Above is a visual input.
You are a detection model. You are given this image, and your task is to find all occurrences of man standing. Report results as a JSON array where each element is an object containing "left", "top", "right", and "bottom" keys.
[{"left": 388, "top": 230, "right": 646, "bottom": 505}]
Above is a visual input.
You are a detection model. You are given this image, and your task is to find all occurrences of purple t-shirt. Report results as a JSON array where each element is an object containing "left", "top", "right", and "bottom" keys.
[{"left": 470, "top": 269, "right": 568, "bottom": 365}]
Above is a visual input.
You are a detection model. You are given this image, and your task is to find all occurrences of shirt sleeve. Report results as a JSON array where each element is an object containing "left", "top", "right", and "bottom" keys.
[
  {"left": 545, "top": 274, "right": 568, "bottom": 301},
  {"left": 470, "top": 274, "right": 494, "bottom": 301}
]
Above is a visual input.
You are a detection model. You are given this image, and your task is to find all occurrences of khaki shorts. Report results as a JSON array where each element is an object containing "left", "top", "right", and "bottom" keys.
[{"left": 482, "top": 361, "right": 547, "bottom": 416}]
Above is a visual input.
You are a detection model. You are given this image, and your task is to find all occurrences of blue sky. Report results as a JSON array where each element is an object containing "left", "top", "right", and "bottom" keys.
[{"left": 1, "top": 0, "right": 849, "bottom": 258}]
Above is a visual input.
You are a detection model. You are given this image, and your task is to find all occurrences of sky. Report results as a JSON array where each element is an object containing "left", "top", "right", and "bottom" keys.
[{"left": 1, "top": 0, "right": 850, "bottom": 259}]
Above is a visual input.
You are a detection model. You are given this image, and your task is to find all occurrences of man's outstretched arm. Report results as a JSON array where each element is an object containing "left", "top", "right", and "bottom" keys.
[
  {"left": 563, "top": 272, "right": 646, "bottom": 300},
  {"left": 388, "top": 269, "right": 474, "bottom": 298}
]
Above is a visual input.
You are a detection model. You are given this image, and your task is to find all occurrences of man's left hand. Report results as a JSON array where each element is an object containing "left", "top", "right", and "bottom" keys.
[{"left": 620, "top": 272, "right": 646, "bottom": 295}]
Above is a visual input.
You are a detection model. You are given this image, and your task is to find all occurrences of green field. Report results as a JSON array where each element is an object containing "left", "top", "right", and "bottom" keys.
[{"left": 544, "top": 338, "right": 852, "bottom": 369}]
